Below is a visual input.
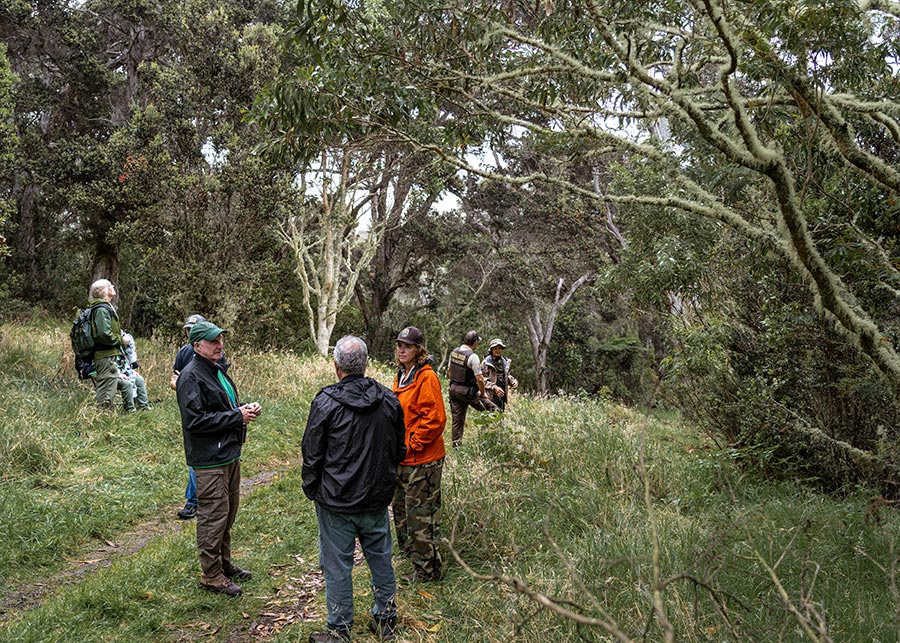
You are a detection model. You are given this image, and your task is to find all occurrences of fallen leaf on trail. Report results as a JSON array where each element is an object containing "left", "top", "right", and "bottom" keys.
[
  {"left": 184, "top": 621, "right": 214, "bottom": 629},
  {"left": 427, "top": 623, "right": 442, "bottom": 632},
  {"left": 242, "top": 612, "right": 250, "bottom": 619},
  {"left": 417, "top": 589, "right": 435, "bottom": 600},
  {"left": 104, "top": 540, "right": 116, "bottom": 547}
]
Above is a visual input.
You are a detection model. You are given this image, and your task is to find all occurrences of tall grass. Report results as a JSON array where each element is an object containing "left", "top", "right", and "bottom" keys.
[{"left": 2, "top": 320, "right": 900, "bottom": 642}]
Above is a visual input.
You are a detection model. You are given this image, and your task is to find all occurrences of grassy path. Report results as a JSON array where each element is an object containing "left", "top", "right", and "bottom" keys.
[{"left": 0, "top": 468, "right": 286, "bottom": 623}]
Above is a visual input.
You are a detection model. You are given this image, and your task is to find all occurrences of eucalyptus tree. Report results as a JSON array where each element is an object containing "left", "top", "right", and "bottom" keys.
[
  {"left": 252, "top": 2, "right": 478, "bottom": 356},
  {"left": 267, "top": 0, "right": 900, "bottom": 462},
  {"left": 455, "top": 135, "right": 614, "bottom": 393}
]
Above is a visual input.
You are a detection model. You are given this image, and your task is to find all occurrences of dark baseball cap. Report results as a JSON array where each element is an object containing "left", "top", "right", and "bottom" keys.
[
  {"left": 189, "top": 321, "right": 227, "bottom": 343},
  {"left": 396, "top": 326, "right": 424, "bottom": 346},
  {"left": 183, "top": 314, "right": 206, "bottom": 329}
]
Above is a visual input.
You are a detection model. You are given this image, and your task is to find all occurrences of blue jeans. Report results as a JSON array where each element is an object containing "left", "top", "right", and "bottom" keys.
[
  {"left": 316, "top": 503, "right": 397, "bottom": 634},
  {"left": 185, "top": 467, "right": 197, "bottom": 507}
]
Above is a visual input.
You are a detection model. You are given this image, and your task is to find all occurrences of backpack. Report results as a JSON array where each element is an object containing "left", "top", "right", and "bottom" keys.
[{"left": 70, "top": 303, "right": 105, "bottom": 379}]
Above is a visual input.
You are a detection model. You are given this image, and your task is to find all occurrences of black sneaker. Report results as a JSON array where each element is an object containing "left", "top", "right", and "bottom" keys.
[
  {"left": 177, "top": 504, "right": 197, "bottom": 520},
  {"left": 368, "top": 616, "right": 397, "bottom": 640}
]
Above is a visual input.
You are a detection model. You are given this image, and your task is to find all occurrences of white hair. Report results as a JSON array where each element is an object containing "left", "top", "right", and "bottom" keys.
[{"left": 89, "top": 279, "right": 113, "bottom": 299}]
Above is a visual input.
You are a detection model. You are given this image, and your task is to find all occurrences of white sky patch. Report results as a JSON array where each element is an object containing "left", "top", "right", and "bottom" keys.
[{"left": 201, "top": 139, "right": 228, "bottom": 167}]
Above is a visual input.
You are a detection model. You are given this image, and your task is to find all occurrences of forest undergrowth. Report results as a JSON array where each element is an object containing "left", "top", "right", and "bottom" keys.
[{"left": 1, "top": 319, "right": 899, "bottom": 643}]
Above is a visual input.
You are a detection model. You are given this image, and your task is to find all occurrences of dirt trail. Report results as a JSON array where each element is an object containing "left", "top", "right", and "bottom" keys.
[{"left": 0, "top": 469, "right": 283, "bottom": 622}]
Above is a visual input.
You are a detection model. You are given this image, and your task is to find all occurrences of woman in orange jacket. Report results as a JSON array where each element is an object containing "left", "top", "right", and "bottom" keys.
[{"left": 392, "top": 326, "right": 447, "bottom": 582}]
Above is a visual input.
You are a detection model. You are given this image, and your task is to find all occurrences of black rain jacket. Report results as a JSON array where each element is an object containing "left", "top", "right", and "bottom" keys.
[
  {"left": 302, "top": 375, "right": 406, "bottom": 513},
  {"left": 176, "top": 355, "right": 246, "bottom": 467}
]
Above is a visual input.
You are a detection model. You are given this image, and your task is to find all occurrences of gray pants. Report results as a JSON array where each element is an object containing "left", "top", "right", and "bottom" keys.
[{"left": 195, "top": 461, "right": 241, "bottom": 583}]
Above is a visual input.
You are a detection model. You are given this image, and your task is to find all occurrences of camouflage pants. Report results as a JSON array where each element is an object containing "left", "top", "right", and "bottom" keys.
[{"left": 393, "top": 458, "right": 443, "bottom": 579}]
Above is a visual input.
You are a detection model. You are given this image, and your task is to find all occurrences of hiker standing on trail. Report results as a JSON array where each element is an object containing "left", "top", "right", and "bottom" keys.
[
  {"left": 176, "top": 320, "right": 261, "bottom": 597},
  {"left": 447, "top": 329, "right": 497, "bottom": 446},
  {"left": 481, "top": 338, "right": 518, "bottom": 412},
  {"left": 86, "top": 279, "right": 125, "bottom": 410},
  {"left": 392, "top": 326, "right": 447, "bottom": 583},
  {"left": 170, "top": 314, "right": 228, "bottom": 521},
  {"left": 302, "top": 335, "right": 405, "bottom": 642}
]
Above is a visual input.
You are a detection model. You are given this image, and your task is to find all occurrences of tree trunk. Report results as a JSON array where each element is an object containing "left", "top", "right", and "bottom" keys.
[
  {"left": 525, "top": 274, "right": 593, "bottom": 395},
  {"left": 91, "top": 238, "right": 119, "bottom": 287},
  {"left": 12, "top": 173, "right": 39, "bottom": 284}
]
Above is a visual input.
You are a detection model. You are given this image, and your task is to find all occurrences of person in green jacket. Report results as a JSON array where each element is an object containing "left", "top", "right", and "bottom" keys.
[{"left": 87, "top": 279, "right": 125, "bottom": 410}]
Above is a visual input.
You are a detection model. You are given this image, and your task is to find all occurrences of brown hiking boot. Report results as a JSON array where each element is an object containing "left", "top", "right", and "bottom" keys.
[
  {"left": 199, "top": 576, "right": 242, "bottom": 597},
  {"left": 223, "top": 565, "right": 252, "bottom": 581}
]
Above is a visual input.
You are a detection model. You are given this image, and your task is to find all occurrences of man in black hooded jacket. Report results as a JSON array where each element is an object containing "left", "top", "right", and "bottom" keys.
[{"left": 302, "top": 335, "right": 406, "bottom": 643}]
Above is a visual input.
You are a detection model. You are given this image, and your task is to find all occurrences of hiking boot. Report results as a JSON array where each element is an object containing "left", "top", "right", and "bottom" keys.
[
  {"left": 224, "top": 565, "right": 252, "bottom": 581},
  {"left": 199, "top": 577, "right": 242, "bottom": 597},
  {"left": 177, "top": 504, "right": 197, "bottom": 520},
  {"left": 308, "top": 629, "right": 350, "bottom": 642},
  {"left": 368, "top": 616, "right": 397, "bottom": 640}
]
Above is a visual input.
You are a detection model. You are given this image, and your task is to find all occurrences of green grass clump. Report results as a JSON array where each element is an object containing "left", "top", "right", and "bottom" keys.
[{"left": 2, "top": 319, "right": 900, "bottom": 643}]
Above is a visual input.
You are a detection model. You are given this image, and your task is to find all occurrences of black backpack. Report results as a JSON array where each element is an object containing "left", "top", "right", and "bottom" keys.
[{"left": 70, "top": 303, "right": 105, "bottom": 379}]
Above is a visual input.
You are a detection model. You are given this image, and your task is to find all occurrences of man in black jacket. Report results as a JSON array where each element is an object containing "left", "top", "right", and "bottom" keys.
[
  {"left": 176, "top": 320, "right": 262, "bottom": 597},
  {"left": 302, "top": 335, "right": 406, "bottom": 643}
]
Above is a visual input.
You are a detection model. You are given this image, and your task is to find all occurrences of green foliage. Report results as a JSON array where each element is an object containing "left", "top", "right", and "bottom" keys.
[
  {"left": 2, "top": 319, "right": 900, "bottom": 642},
  {"left": 548, "top": 287, "right": 658, "bottom": 402}
]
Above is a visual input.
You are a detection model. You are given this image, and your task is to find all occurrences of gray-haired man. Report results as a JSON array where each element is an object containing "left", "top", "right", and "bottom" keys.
[{"left": 302, "top": 336, "right": 406, "bottom": 642}]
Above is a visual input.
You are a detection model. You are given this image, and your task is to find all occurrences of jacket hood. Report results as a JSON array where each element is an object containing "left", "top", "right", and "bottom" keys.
[{"left": 324, "top": 375, "right": 385, "bottom": 412}]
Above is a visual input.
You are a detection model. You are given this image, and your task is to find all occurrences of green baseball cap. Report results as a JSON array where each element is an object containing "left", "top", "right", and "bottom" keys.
[{"left": 189, "top": 320, "right": 227, "bottom": 343}]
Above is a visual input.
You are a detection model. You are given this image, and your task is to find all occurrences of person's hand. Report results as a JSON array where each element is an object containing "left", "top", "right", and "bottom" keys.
[
  {"left": 495, "top": 388, "right": 505, "bottom": 398},
  {"left": 118, "top": 372, "right": 129, "bottom": 381},
  {"left": 240, "top": 402, "right": 262, "bottom": 423}
]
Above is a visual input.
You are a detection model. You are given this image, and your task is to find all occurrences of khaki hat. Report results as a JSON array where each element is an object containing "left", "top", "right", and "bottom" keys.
[{"left": 489, "top": 338, "right": 506, "bottom": 349}]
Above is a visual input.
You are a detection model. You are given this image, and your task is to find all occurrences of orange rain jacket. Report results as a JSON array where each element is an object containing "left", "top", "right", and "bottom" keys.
[{"left": 392, "top": 363, "right": 447, "bottom": 466}]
